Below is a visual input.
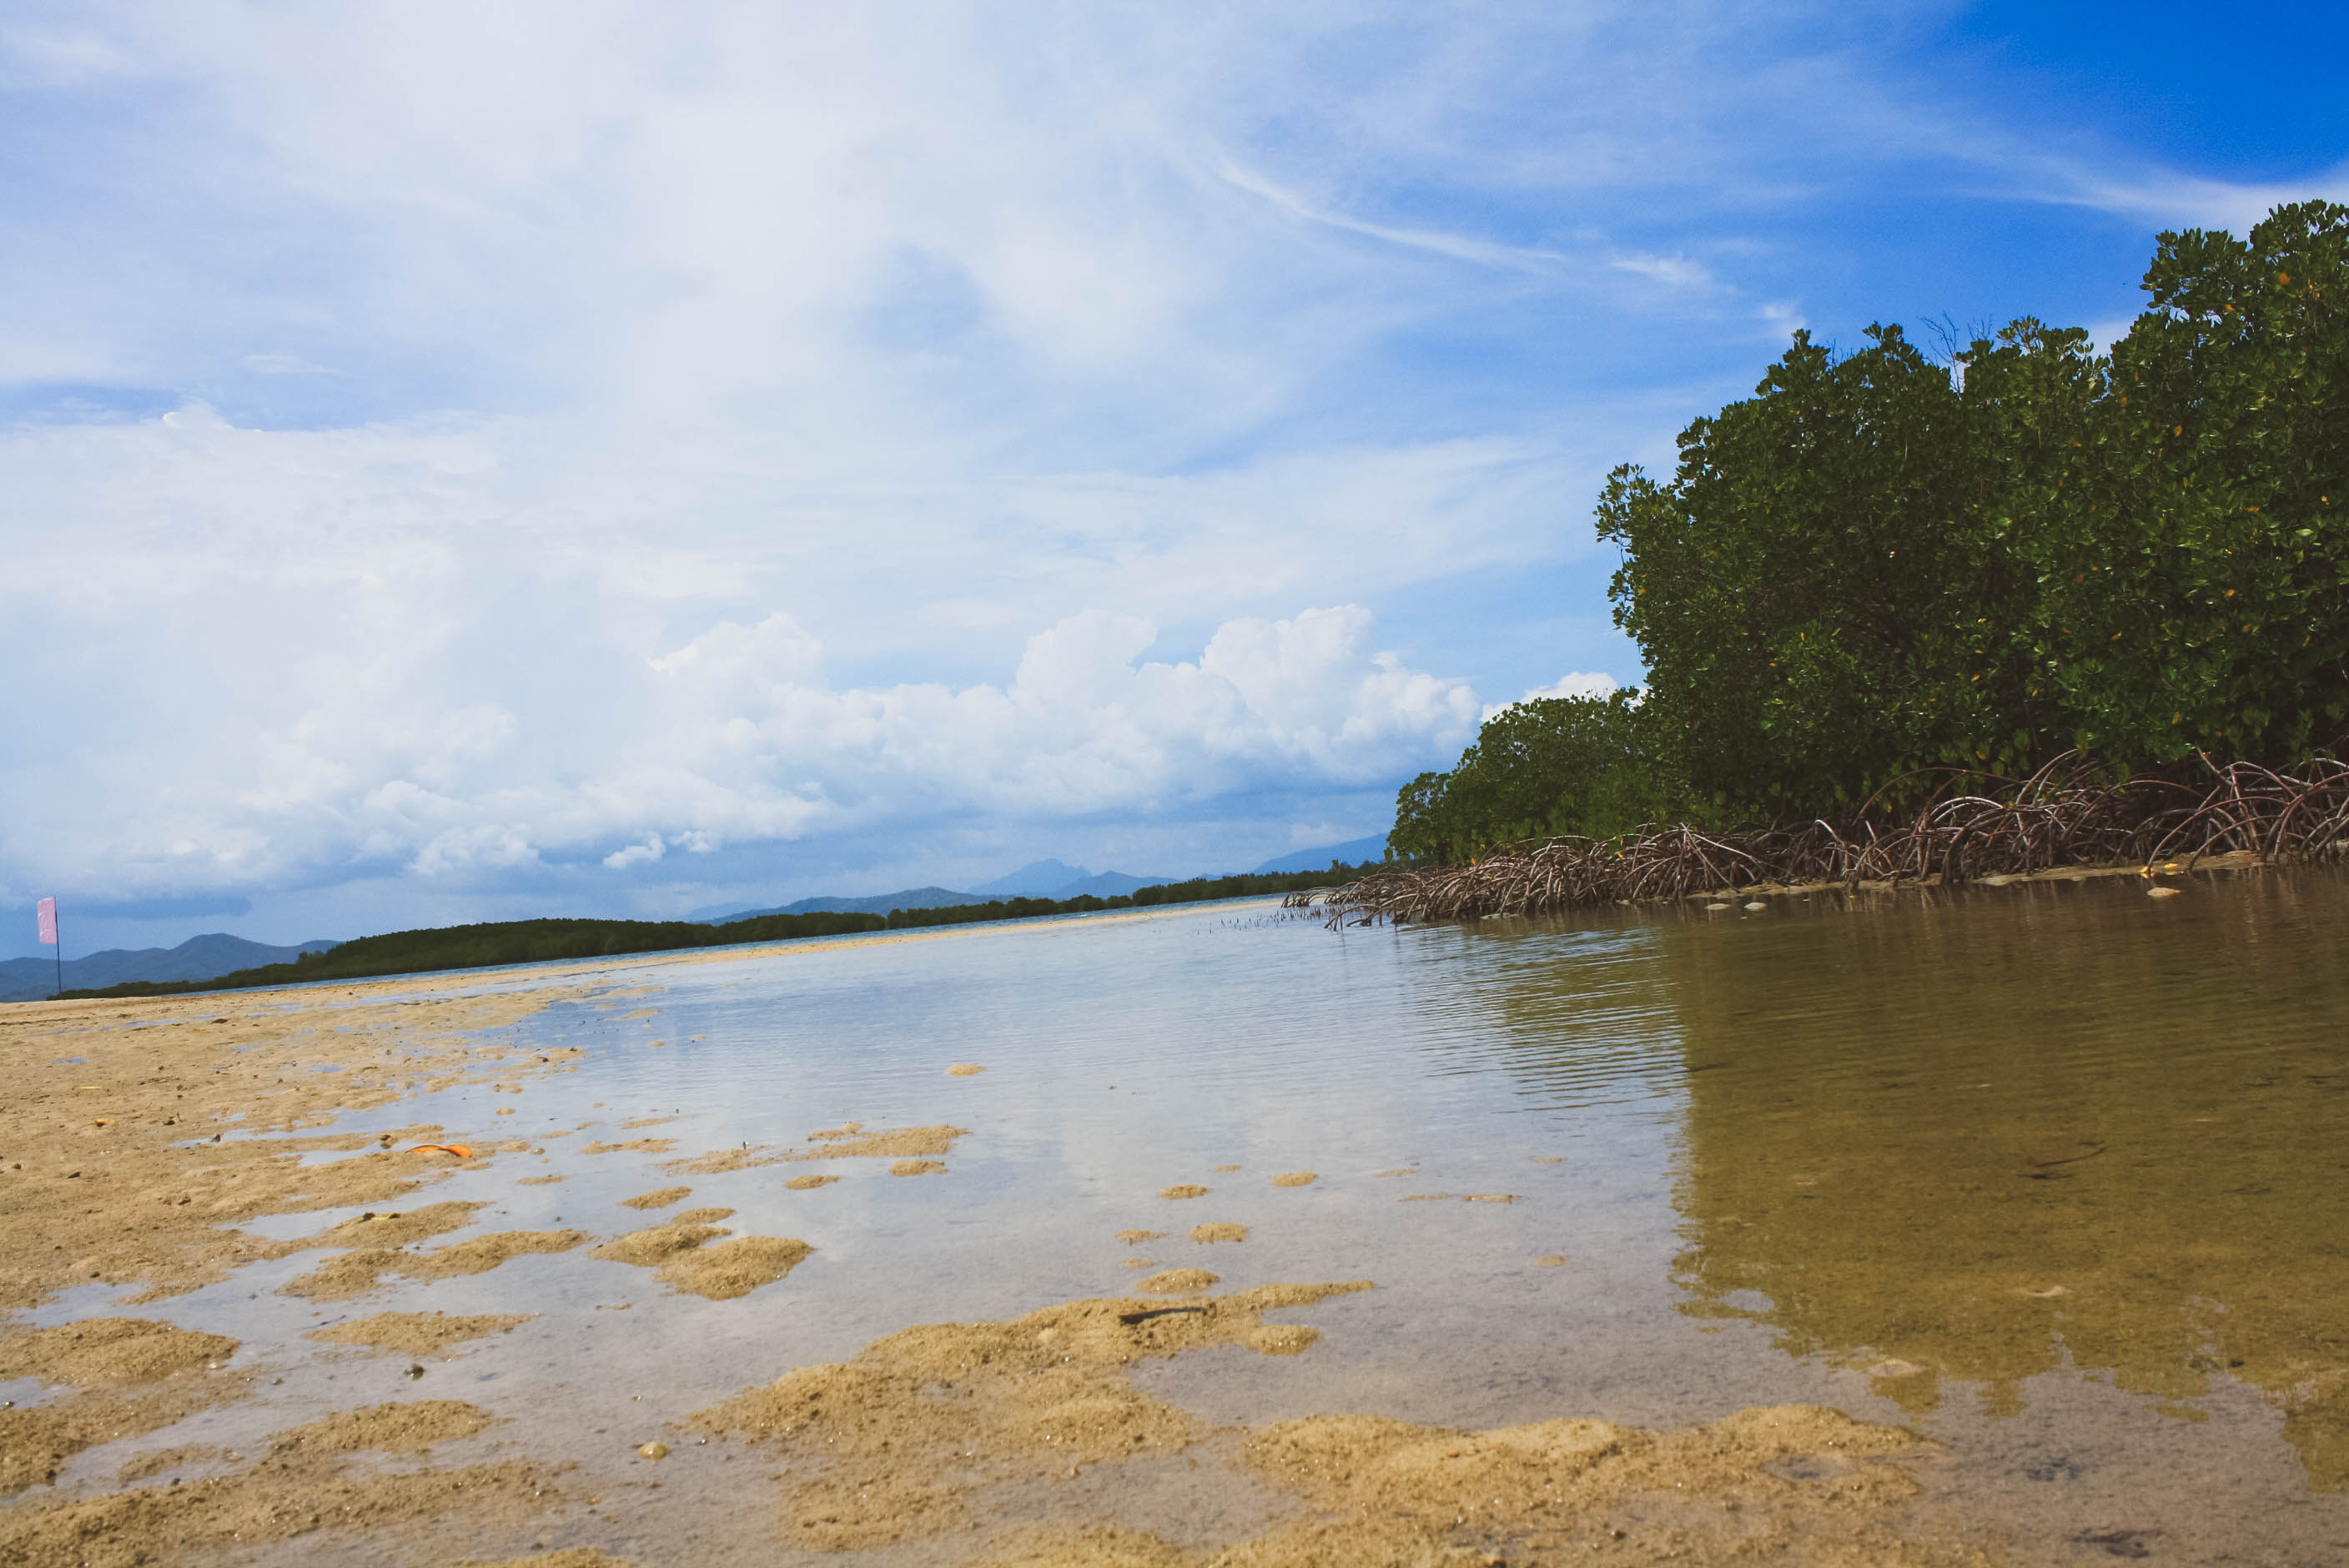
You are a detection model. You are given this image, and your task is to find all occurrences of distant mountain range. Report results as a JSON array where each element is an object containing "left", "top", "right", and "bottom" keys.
[
  {"left": 0, "top": 932, "right": 341, "bottom": 1003},
  {"left": 689, "top": 841, "right": 1383, "bottom": 928},
  {"left": 1249, "top": 834, "right": 1388, "bottom": 874}
]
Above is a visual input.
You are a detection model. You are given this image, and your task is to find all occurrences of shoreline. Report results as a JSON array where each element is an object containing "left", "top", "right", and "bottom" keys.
[{"left": 9, "top": 894, "right": 1293, "bottom": 1014}]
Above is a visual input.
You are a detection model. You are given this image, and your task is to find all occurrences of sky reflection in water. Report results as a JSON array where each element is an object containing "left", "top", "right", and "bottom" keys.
[{"left": 239, "top": 876, "right": 2349, "bottom": 1556}]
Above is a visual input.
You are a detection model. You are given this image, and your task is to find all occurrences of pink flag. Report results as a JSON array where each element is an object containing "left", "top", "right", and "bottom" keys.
[{"left": 36, "top": 897, "right": 57, "bottom": 946}]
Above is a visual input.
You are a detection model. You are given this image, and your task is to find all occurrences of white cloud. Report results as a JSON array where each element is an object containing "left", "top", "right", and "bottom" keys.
[
  {"left": 602, "top": 838, "right": 665, "bottom": 871},
  {"left": 0, "top": 396, "right": 1484, "bottom": 901},
  {"left": 1481, "top": 671, "right": 1617, "bottom": 723}
]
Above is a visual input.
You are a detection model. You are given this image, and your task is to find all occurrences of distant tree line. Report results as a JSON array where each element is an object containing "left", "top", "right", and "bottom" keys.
[
  {"left": 60, "top": 862, "right": 1391, "bottom": 999},
  {"left": 1396, "top": 202, "right": 2349, "bottom": 863}
]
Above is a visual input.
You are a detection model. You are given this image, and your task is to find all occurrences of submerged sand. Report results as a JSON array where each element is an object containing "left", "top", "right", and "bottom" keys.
[{"left": 0, "top": 941, "right": 2012, "bottom": 1565}]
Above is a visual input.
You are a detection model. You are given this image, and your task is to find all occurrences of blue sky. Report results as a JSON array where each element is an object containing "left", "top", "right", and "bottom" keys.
[{"left": 3, "top": 1, "right": 2344, "bottom": 953}]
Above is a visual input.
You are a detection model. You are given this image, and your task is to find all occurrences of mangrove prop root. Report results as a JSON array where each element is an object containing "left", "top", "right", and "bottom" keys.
[{"left": 1290, "top": 756, "right": 2349, "bottom": 926}]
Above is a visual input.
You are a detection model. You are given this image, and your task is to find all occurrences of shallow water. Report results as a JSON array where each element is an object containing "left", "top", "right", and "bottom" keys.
[{"left": 64, "top": 872, "right": 2349, "bottom": 1564}]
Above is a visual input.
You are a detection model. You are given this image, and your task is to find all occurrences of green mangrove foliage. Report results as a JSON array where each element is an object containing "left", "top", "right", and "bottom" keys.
[
  {"left": 1398, "top": 201, "right": 2349, "bottom": 858},
  {"left": 1391, "top": 691, "right": 1682, "bottom": 863}
]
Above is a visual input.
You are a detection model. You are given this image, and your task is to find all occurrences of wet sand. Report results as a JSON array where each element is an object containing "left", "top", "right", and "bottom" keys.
[
  {"left": 4, "top": 881, "right": 2344, "bottom": 1565},
  {"left": 0, "top": 957, "right": 1980, "bottom": 1565}
]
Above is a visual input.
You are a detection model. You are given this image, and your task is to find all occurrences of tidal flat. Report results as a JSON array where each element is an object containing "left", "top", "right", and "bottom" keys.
[{"left": 3, "top": 874, "right": 2346, "bottom": 1565}]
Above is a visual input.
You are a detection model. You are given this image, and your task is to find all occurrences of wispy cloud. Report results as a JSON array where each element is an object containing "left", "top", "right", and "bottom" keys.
[{"left": 1215, "top": 160, "right": 1576, "bottom": 273}]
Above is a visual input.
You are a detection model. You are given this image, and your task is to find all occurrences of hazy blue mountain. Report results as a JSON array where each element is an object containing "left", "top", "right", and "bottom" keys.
[
  {"left": 707, "top": 887, "right": 983, "bottom": 923},
  {"left": 1250, "top": 834, "right": 1388, "bottom": 875},
  {"left": 0, "top": 932, "right": 341, "bottom": 1003},
  {"left": 685, "top": 900, "right": 762, "bottom": 922},
  {"left": 1050, "top": 870, "right": 1174, "bottom": 898},
  {"left": 971, "top": 859, "right": 1089, "bottom": 897}
]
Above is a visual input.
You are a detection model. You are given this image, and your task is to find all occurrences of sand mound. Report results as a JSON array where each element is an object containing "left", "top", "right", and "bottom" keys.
[
  {"left": 267, "top": 1399, "right": 495, "bottom": 1454},
  {"left": 581, "top": 1138, "right": 677, "bottom": 1154},
  {"left": 593, "top": 1223, "right": 731, "bottom": 1268},
  {"left": 948, "top": 1063, "right": 987, "bottom": 1077},
  {"left": 892, "top": 1158, "right": 948, "bottom": 1176},
  {"left": 1269, "top": 1172, "right": 1316, "bottom": 1188},
  {"left": 659, "top": 1236, "right": 813, "bottom": 1300},
  {"left": 0, "top": 1452, "right": 561, "bottom": 1568},
  {"left": 268, "top": 1200, "right": 485, "bottom": 1256},
  {"left": 666, "top": 1123, "right": 968, "bottom": 1176},
  {"left": 281, "top": 1248, "right": 406, "bottom": 1299},
  {"left": 1227, "top": 1402, "right": 1929, "bottom": 1563},
  {"left": 0, "top": 1319, "right": 247, "bottom": 1494},
  {"left": 1115, "top": 1229, "right": 1164, "bottom": 1244},
  {"left": 690, "top": 1281, "right": 1370, "bottom": 1552},
  {"left": 1137, "top": 1269, "right": 1219, "bottom": 1294},
  {"left": 1157, "top": 1184, "right": 1209, "bottom": 1200},
  {"left": 1189, "top": 1224, "right": 1248, "bottom": 1244},
  {"left": 619, "top": 1186, "right": 692, "bottom": 1210},
  {"left": 0, "top": 1318, "right": 237, "bottom": 1389},
  {"left": 666, "top": 1145, "right": 781, "bottom": 1174},
  {"left": 792, "top": 1124, "right": 967, "bottom": 1160},
  {"left": 593, "top": 1221, "right": 812, "bottom": 1299},
  {"left": 970, "top": 1525, "right": 1189, "bottom": 1566},
  {"left": 407, "top": 1229, "right": 587, "bottom": 1279},
  {"left": 784, "top": 1174, "right": 839, "bottom": 1190},
  {"left": 455, "top": 1553, "right": 645, "bottom": 1568},
  {"left": 284, "top": 1229, "right": 587, "bottom": 1300},
  {"left": 307, "top": 1312, "right": 535, "bottom": 1356},
  {"left": 673, "top": 1205, "right": 733, "bottom": 1224}
]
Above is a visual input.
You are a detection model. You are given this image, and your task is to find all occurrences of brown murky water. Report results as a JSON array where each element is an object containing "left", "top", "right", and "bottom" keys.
[{"left": 6, "top": 871, "right": 2346, "bottom": 1565}]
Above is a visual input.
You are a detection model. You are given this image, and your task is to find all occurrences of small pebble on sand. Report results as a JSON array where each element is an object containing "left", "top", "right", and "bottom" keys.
[
  {"left": 638, "top": 1441, "right": 668, "bottom": 1460},
  {"left": 2146, "top": 886, "right": 2181, "bottom": 899}
]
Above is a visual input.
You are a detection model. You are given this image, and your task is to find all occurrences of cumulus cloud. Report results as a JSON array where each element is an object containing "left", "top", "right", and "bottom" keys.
[
  {"left": 0, "top": 537, "right": 1476, "bottom": 902},
  {"left": 1481, "top": 671, "right": 1618, "bottom": 722}
]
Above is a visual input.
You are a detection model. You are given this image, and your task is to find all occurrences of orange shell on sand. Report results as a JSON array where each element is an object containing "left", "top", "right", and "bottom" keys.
[{"left": 407, "top": 1143, "right": 475, "bottom": 1158}]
